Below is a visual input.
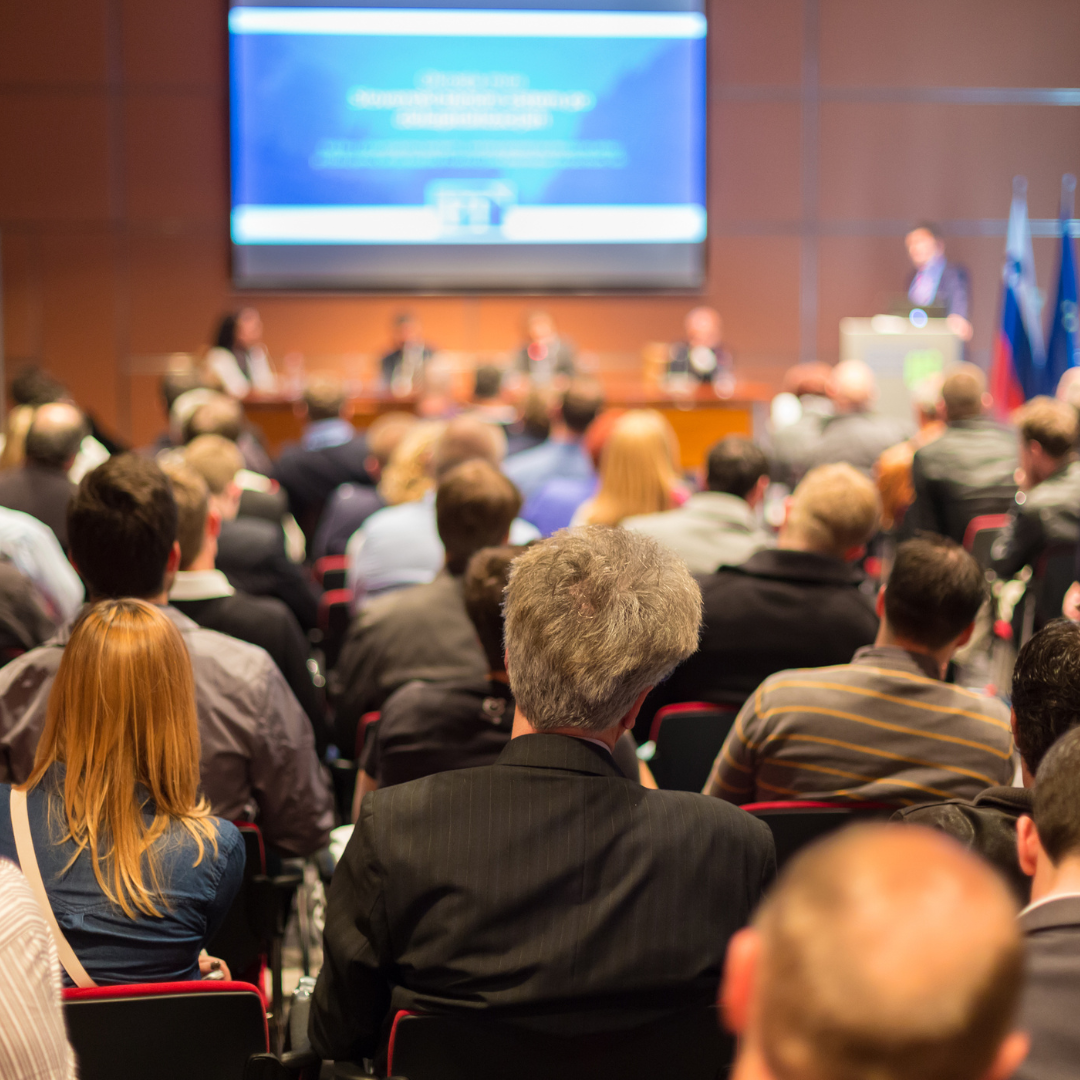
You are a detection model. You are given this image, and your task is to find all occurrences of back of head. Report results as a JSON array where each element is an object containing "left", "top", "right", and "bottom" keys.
[
  {"left": 365, "top": 411, "right": 418, "bottom": 469},
  {"left": 378, "top": 421, "right": 442, "bottom": 505},
  {"left": 160, "top": 368, "right": 205, "bottom": 414},
  {"left": 785, "top": 464, "right": 881, "bottom": 557},
  {"left": 1011, "top": 619, "right": 1080, "bottom": 774},
  {"left": 435, "top": 460, "right": 522, "bottom": 574},
  {"left": 463, "top": 545, "right": 526, "bottom": 672},
  {"left": 751, "top": 824, "right": 1022, "bottom": 1080},
  {"left": 69, "top": 455, "right": 177, "bottom": 600},
  {"left": 161, "top": 462, "right": 209, "bottom": 571},
  {"left": 1032, "top": 726, "right": 1080, "bottom": 865},
  {"left": 883, "top": 535, "right": 986, "bottom": 650},
  {"left": 521, "top": 387, "right": 553, "bottom": 439},
  {"left": 504, "top": 526, "right": 702, "bottom": 733},
  {"left": 782, "top": 362, "right": 833, "bottom": 399},
  {"left": 911, "top": 372, "right": 945, "bottom": 421},
  {"left": 432, "top": 415, "right": 507, "bottom": 480},
  {"left": 560, "top": 379, "right": 605, "bottom": 435},
  {"left": 1014, "top": 395, "right": 1078, "bottom": 459},
  {"left": 11, "top": 365, "right": 65, "bottom": 408},
  {"left": 473, "top": 365, "right": 503, "bottom": 401},
  {"left": 25, "top": 402, "right": 86, "bottom": 470},
  {"left": 942, "top": 364, "right": 987, "bottom": 422},
  {"left": 182, "top": 434, "right": 244, "bottom": 497},
  {"left": 706, "top": 436, "right": 769, "bottom": 498},
  {"left": 1056, "top": 366, "right": 1080, "bottom": 411},
  {"left": 828, "top": 359, "right": 876, "bottom": 412},
  {"left": 184, "top": 394, "right": 244, "bottom": 443},
  {"left": 26, "top": 599, "right": 213, "bottom": 918},
  {"left": 303, "top": 376, "right": 348, "bottom": 422},
  {"left": 589, "top": 409, "right": 680, "bottom": 526}
]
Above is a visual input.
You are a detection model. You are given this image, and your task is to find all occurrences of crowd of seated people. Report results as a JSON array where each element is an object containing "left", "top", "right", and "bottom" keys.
[{"left": 5, "top": 342, "right": 1080, "bottom": 1080}]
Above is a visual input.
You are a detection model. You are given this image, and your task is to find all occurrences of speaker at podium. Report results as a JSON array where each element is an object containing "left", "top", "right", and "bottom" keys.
[{"left": 839, "top": 314, "right": 963, "bottom": 426}]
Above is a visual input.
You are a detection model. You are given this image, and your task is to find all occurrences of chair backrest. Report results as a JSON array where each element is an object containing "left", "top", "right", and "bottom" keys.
[
  {"left": 1032, "top": 542, "right": 1077, "bottom": 632},
  {"left": 744, "top": 801, "right": 893, "bottom": 869},
  {"left": 649, "top": 703, "right": 739, "bottom": 793},
  {"left": 206, "top": 823, "right": 267, "bottom": 987},
  {"left": 63, "top": 981, "right": 267, "bottom": 1080},
  {"left": 314, "top": 554, "right": 349, "bottom": 592},
  {"left": 355, "top": 711, "right": 381, "bottom": 759},
  {"left": 962, "top": 513, "right": 1011, "bottom": 568},
  {"left": 386, "top": 1006, "right": 734, "bottom": 1080},
  {"left": 318, "top": 588, "right": 353, "bottom": 670}
]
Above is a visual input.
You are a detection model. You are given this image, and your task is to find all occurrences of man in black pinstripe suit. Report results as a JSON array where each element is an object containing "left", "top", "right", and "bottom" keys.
[{"left": 311, "top": 527, "right": 776, "bottom": 1063}]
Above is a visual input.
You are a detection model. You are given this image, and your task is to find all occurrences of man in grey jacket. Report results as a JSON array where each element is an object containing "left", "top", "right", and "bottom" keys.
[{"left": 624, "top": 436, "right": 771, "bottom": 574}]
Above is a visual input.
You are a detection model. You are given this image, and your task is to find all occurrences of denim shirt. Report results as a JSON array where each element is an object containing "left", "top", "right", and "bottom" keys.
[{"left": 0, "top": 766, "right": 244, "bottom": 986}]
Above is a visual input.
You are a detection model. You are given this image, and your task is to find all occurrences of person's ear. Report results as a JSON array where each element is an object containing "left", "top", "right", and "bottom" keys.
[
  {"left": 166, "top": 540, "right": 182, "bottom": 575},
  {"left": 981, "top": 1030, "right": 1029, "bottom": 1080},
  {"left": 875, "top": 584, "right": 886, "bottom": 619},
  {"left": 1017, "top": 814, "right": 1041, "bottom": 878},
  {"left": 207, "top": 506, "right": 222, "bottom": 540},
  {"left": 364, "top": 455, "right": 381, "bottom": 482},
  {"left": 620, "top": 686, "right": 654, "bottom": 734},
  {"left": 955, "top": 622, "right": 975, "bottom": 649},
  {"left": 983, "top": 392, "right": 995, "bottom": 412},
  {"left": 719, "top": 927, "right": 760, "bottom": 1036},
  {"left": 781, "top": 496, "right": 793, "bottom": 530},
  {"left": 842, "top": 544, "right": 867, "bottom": 564}
]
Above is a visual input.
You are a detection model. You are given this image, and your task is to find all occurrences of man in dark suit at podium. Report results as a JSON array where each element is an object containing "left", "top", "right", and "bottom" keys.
[
  {"left": 666, "top": 305, "right": 734, "bottom": 389},
  {"left": 514, "top": 311, "right": 576, "bottom": 385},
  {"left": 905, "top": 221, "right": 973, "bottom": 343},
  {"left": 380, "top": 313, "right": 433, "bottom": 395}
]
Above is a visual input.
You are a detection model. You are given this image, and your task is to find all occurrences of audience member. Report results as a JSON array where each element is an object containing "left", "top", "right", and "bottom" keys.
[
  {"left": 625, "top": 436, "right": 771, "bottom": 573},
  {"left": 184, "top": 435, "right": 319, "bottom": 630},
  {"left": 0, "top": 600, "right": 244, "bottom": 984},
  {"left": 990, "top": 397, "right": 1080, "bottom": 630},
  {"left": 903, "top": 363, "right": 1018, "bottom": 543},
  {"left": 707, "top": 535, "right": 1012, "bottom": 805},
  {"left": 182, "top": 391, "right": 275, "bottom": 479},
  {"left": 572, "top": 409, "right": 687, "bottom": 526},
  {"left": 898, "top": 619, "right": 1080, "bottom": 901},
  {"left": 0, "top": 506, "right": 83, "bottom": 621},
  {"left": 346, "top": 416, "right": 537, "bottom": 601},
  {"left": 380, "top": 312, "right": 432, "bottom": 395},
  {"left": 1013, "top": 726, "right": 1080, "bottom": 1079},
  {"left": 0, "top": 859, "right": 76, "bottom": 1078},
  {"left": 465, "top": 365, "right": 517, "bottom": 426},
  {"left": 273, "top": 376, "right": 372, "bottom": 541},
  {"left": 311, "top": 527, "right": 775, "bottom": 1063},
  {"left": 0, "top": 560, "right": 56, "bottom": 666},
  {"left": 311, "top": 411, "right": 417, "bottom": 560},
  {"left": 0, "top": 455, "right": 332, "bottom": 856},
  {"left": 808, "top": 359, "right": 907, "bottom": 474},
  {"left": 876, "top": 372, "right": 945, "bottom": 531},
  {"left": 638, "top": 463, "right": 880, "bottom": 731},
  {"left": 206, "top": 307, "right": 275, "bottom": 398},
  {"left": 502, "top": 379, "right": 604, "bottom": 499},
  {"left": 666, "top": 306, "right": 734, "bottom": 390},
  {"left": 1055, "top": 365, "right": 1080, "bottom": 415},
  {"left": 163, "top": 462, "right": 328, "bottom": 754},
  {"left": 504, "top": 385, "right": 551, "bottom": 456},
  {"left": 768, "top": 362, "right": 834, "bottom": 487},
  {"left": 720, "top": 824, "right": 1027, "bottom": 1080},
  {"left": 144, "top": 366, "right": 207, "bottom": 456},
  {"left": 331, "top": 459, "right": 521, "bottom": 752},
  {"left": 0, "top": 403, "right": 83, "bottom": 549},
  {"left": 514, "top": 310, "right": 576, "bottom": 384}
]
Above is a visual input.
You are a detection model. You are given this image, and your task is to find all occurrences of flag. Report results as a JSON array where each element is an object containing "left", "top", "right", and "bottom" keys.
[
  {"left": 1043, "top": 188, "right": 1079, "bottom": 395},
  {"left": 990, "top": 180, "right": 1044, "bottom": 414}
]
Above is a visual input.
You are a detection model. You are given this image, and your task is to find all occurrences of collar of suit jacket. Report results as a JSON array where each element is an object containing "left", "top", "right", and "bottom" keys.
[
  {"left": 725, "top": 547, "right": 863, "bottom": 587},
  {"left": 1020, "top": 893, "right": 1080, "bottom": 933},
  {"left": 496, "top": 733, "right": 625, "bottom": 778}
]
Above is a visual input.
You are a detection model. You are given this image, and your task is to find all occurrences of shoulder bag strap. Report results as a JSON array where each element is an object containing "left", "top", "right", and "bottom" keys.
[{"left": 10, "top": 787, "right": 97, "bottom": 988}]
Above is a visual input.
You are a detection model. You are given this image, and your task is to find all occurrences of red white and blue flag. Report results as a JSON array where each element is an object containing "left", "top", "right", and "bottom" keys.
[{"left": 990, "top": 179, "right": 1045, "bottom": 414}]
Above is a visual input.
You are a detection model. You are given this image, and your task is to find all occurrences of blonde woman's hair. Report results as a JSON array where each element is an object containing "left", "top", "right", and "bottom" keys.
[
  {"left": 582, "top": 409, "right": 682, "bottom": 526},
  {"left": 378, "top": 421, "right": 443, "bottom": 506},
  {"left": 0, "top": 405, "right": 36, "bottom": 471},
  {"left": 21, "top": 599, "right": 218, "bottom": 919}
]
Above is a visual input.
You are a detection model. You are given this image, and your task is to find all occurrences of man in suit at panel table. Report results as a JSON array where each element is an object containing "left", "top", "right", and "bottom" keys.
[{"left": 311, "top": 527, "right": 776, "bottom": 1063}]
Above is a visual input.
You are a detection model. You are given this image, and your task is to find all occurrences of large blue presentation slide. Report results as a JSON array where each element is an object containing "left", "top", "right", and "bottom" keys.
[{"left": 229, "top": 3, "right": 707, "bottom": 288}]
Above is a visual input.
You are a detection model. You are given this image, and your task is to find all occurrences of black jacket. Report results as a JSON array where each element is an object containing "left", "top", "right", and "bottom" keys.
[
  {"left": 273, "top": 437, "right": 373, "bottom": 541},
  {"left": 903, "top": 417, "right": 1018, "bottom": 544},
  {"left": 906, "top": 260, "right": 971, "bottom": 320},
  {"left": 310, "top": 733, "right": 775, "bottom": 1062},
  {"left": 0, "top": 463, "right": 76, "bottom": 551},
  {"left": 216, "top": 517, "right": 320, "bottom": 631},
  {"left": 638, "top": 549, "right": 878, "bottom": 735},
  {"left": 893, "top": 785, "right": 1032, "bottom": 903}
]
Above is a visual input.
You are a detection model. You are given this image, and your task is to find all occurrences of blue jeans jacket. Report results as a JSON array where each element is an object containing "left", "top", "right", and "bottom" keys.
[{"left": 0, "top": 766, "right": 244, "bottom": 986}]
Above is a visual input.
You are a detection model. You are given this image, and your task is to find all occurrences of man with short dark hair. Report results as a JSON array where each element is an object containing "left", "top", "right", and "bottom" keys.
[
  {"left": 625, "top": 436, "right": 771, "bottom": 573},
  {"left": 332, "top": 459, "right": 523, "bottom": 752},
  {"left": 1013, "top": 726, "right": 1080, "bottom": 1079},
  {"left": 707, "top": 534, "right": 1013, "bottom": 805},
  {"left": 721, "top": 825, "right": 1027, "bottom": 1080},
  {"left": 0, "top": 402, "right": 84, "bottom": 550},
  {"left": 312, "top": 527, "right": 774, "bottom": 1064},
  {"left": 0, "top": 454, "right": 333, "bottom": 857},
  {"left": 898, "top": 618, "right": 1080, "bottom": 900},
  {"left": 903, "top": 363, "right": 1018, "bottom": 543}
]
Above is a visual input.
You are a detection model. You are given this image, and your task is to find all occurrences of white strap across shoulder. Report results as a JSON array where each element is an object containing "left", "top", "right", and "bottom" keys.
[{"left": 10, "top": 787, "right": 97, "bottom": 988}]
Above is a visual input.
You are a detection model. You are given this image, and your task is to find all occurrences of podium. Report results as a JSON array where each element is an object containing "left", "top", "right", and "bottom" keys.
[{"left": 839, "top": 316, "right": 962, "bottom": 425}]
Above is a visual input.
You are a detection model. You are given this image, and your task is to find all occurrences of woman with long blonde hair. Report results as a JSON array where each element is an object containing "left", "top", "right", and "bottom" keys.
[
  {"left": 0, "top": 599, "right": 243, "bottom": 985},
  {"left": 573, "top": 410, "right": 688, "bottom": 527}
]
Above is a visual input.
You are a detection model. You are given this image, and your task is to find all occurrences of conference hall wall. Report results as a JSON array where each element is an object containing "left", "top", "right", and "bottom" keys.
[{"left": 1, "top": 0, "right": 1079, "bottom": 447}]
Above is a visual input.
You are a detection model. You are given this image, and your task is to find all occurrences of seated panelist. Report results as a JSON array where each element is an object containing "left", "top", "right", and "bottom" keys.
[
  {"left": 667, "top": 306, "right": 734, "bottom": 393},
  {"left": 380, "top": 313, "right": 433, "bottom": 397},
  {"left": 514, "top": 311, "right": 576, "bottom": 385},
  {"left": 0, "top": 599, "right": 244, "bottom": 986}
]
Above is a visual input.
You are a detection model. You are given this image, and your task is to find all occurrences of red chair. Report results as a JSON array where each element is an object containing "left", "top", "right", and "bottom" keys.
[
  {"left": 743, "top": 800, "right": 893, "bottom": 868},
  {"left": 63, "top": 981, "right": 271, "bottom": 1080},
  {"left": 648, "top": 702, "right": 739, "bottom": 793},
  {"left": 962, "top": 513, "right": 1011, "bottom": 568},
  {"left": 355, "top": 711, "right": 381, "bottom": 759},
  {"left": 313, "top": 555, "right": 349, "bottom": 592}
]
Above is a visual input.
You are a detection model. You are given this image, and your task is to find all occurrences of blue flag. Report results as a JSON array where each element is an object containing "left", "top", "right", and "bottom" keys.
[{"left": 1044, "top": 210, "right": 1080, "bottom": 395}]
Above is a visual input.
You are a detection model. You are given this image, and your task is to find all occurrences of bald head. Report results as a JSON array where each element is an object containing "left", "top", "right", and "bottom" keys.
[
  {"left": 432, "top": 416, "right": 507, "bottom": 480},
  {"left": 685, "top": 306, "right": 723, "bottom": 348},
  {"left": 724, "top": 825, "right": 1024, "bottom": 1080},
  {"left": 829, "top": 360, "right": 877, "bottom": 413},
  {"left": 25, "top": 402, "right": 86, "bottom": 470},
  {"left": 942, "top": 363, "right": 988, "bottom": 422}
]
